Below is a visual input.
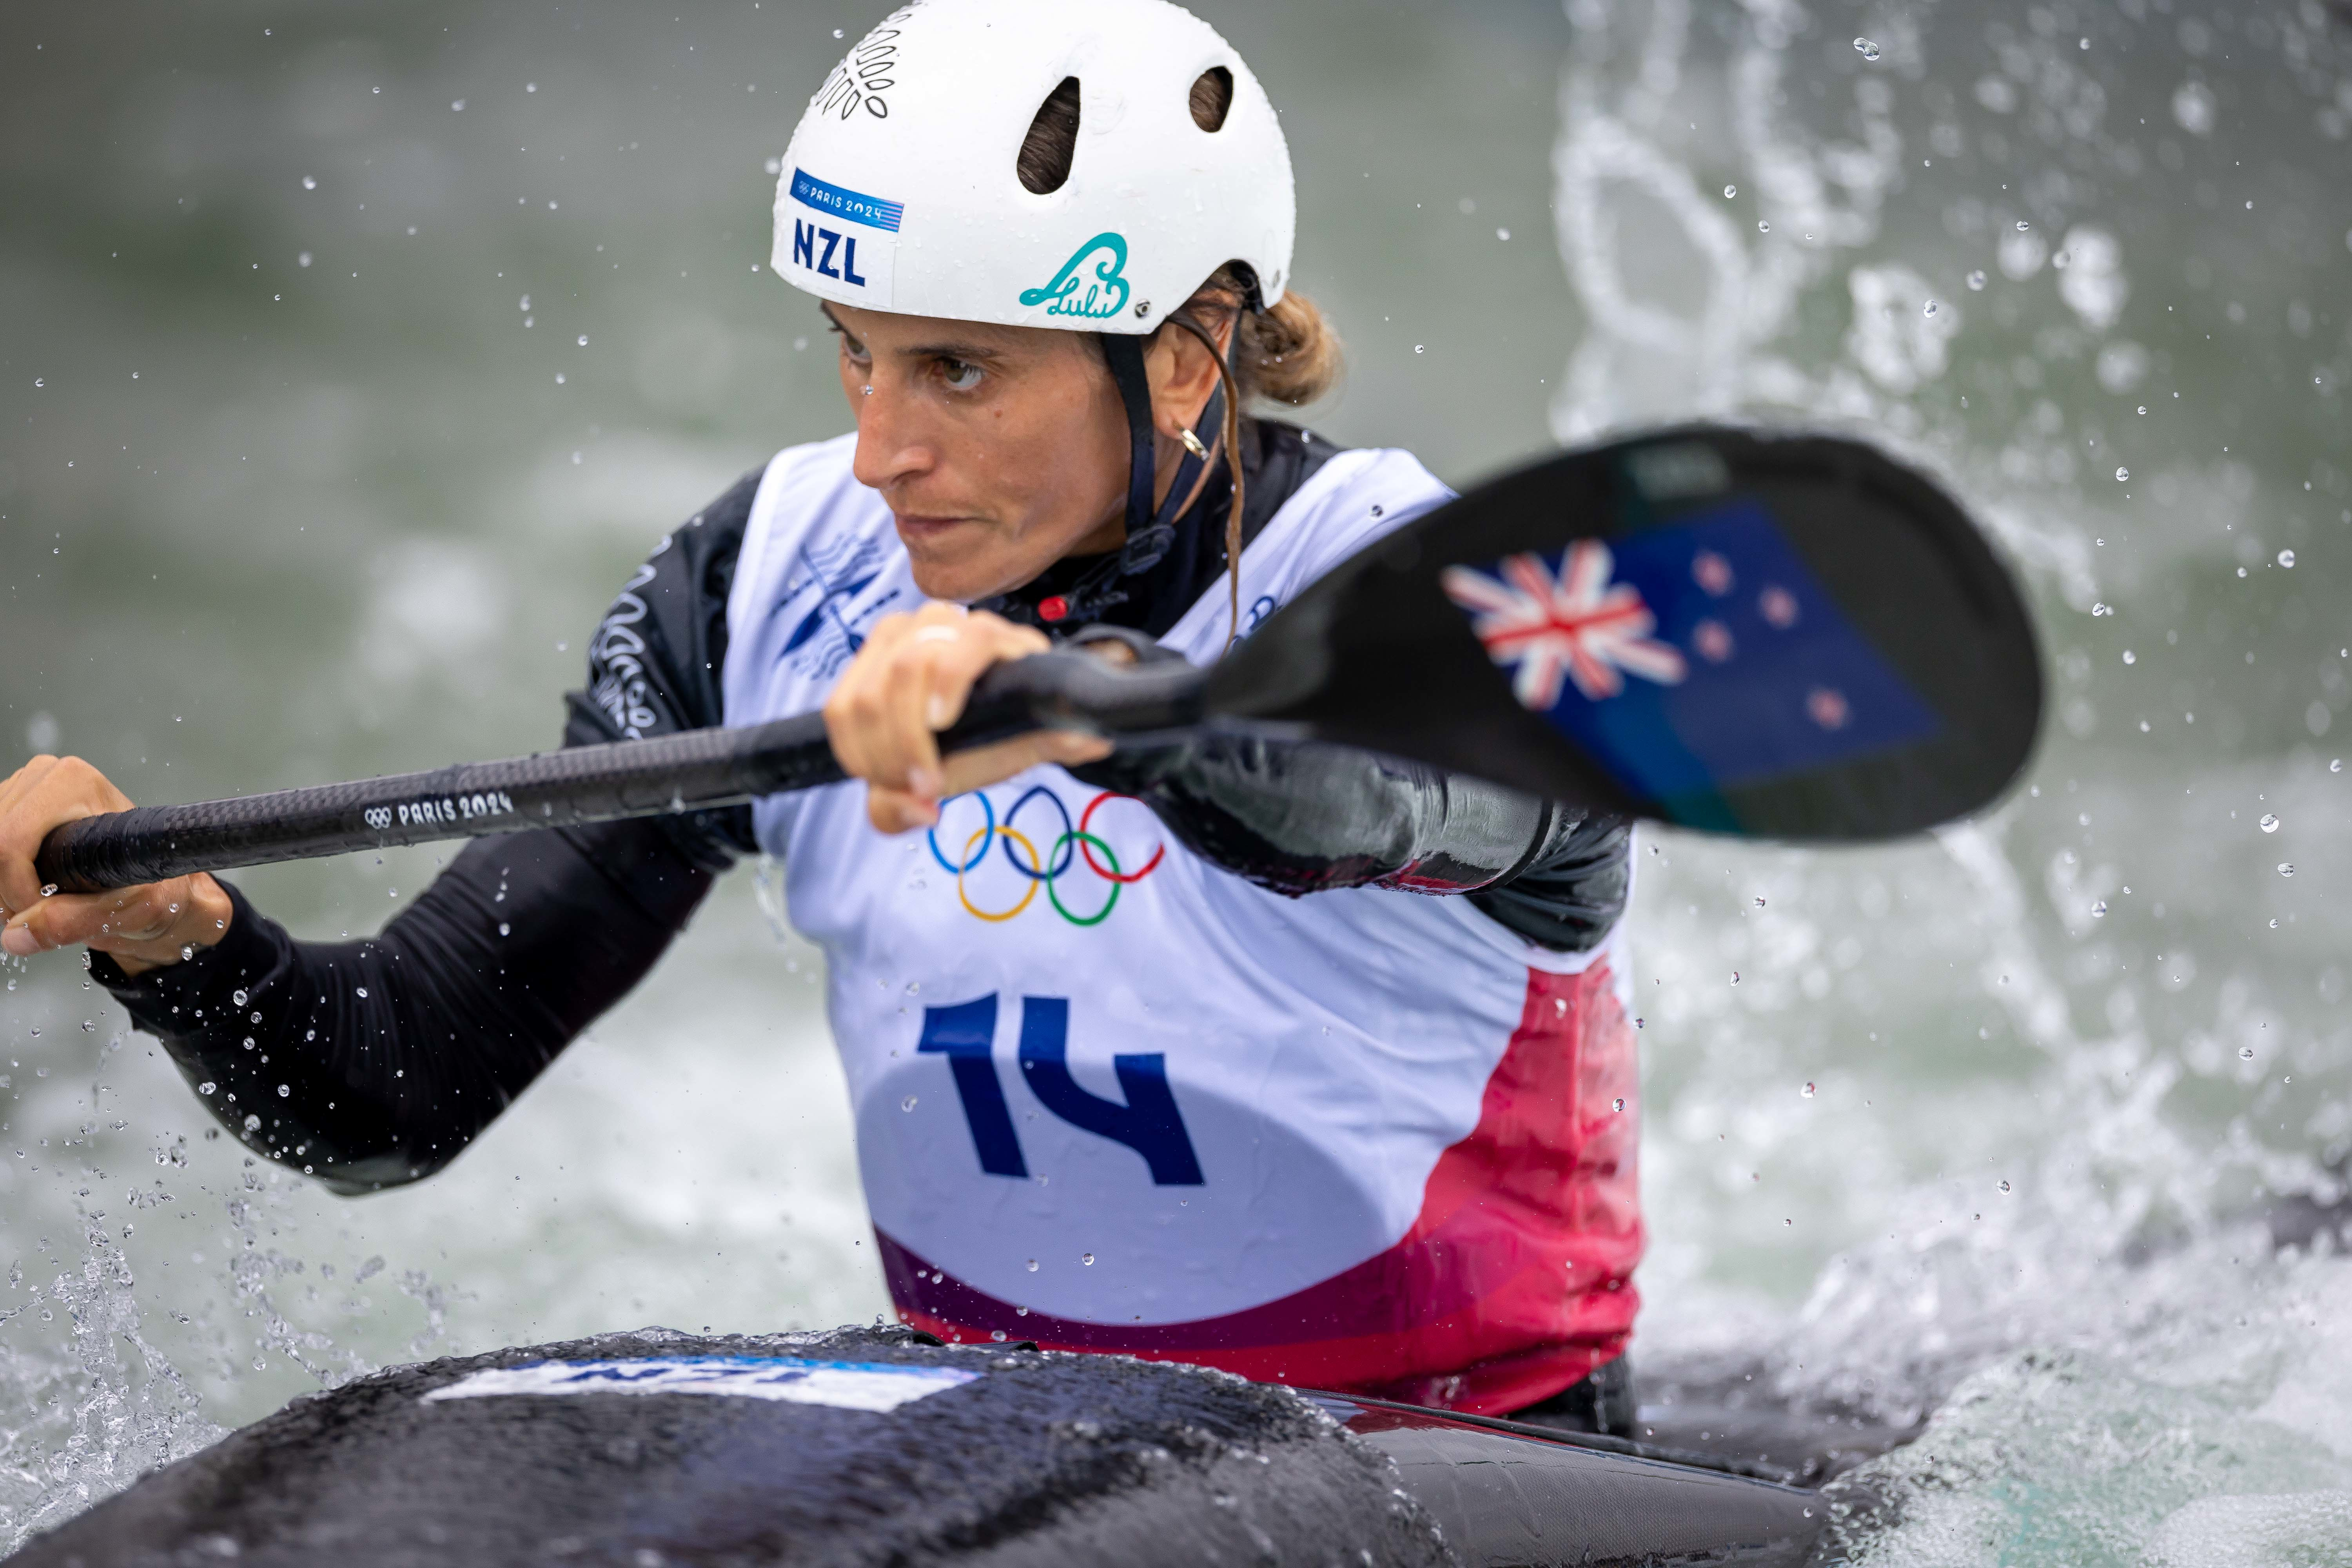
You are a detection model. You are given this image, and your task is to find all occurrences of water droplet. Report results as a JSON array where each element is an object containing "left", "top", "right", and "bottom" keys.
[
  {"left": 1754, "top": 896, "right": 1766, "bottom": 907},
  {"left": 1998, "top": 1180, "right": 2014, "bottom": 1193},
  {"left": 1923, "top": 299, "right": 1938, "bottom": 317},
  {"left": 1966, "top": 269, "right": 1987, "bottom": 290},
  {"left": 1801, "top": 1082, "right": 1816, "bottom": 1098},
  {"left": 2092, "top": 602, "right": 2113, "bottom": 616},
  {"left": 1757, "top": 220, "right": 1771, "bottom": 234},
  {"left": 2123, "top": 650, "right": 2136, "bottom": 664},
  {"left": 198, "top": 1082, "right": 216, "bottom": 1096},
  {"left": 1853, "top": 36, "right": 1881, "bottom": 60},
  {"left": 1723, "top": 183, "right": 1738, "bottom": 198},
  {"left": 298, "top": 251, "right": 312, "bottom": 268},
  {"left": 1496, "top": 227, "right": 1511, "bottom": 241},
  {"left": 833, "top": 27, "right": 844, "bottom": 36},
  {"left": 2115, "top": 466, "right": 2130, "bottom": 482},
  {"left": 901, "top": 1095, "right": 917, "bottom": 1111},
  {"left": 301, "top": 175, "right": 317, "bottom": 191},
  {"left": 1081, "top": 1252, "right": 1095, "bottom": 1266},
  {"left": 2091, "top": 900, "right": 2108, "bottom": 916},
  {"left": 2239, "top": 1046, "right": 2256, "bottom": 1060},
  {"left": 2261, "top": 814, "right": 2280, "bottom": 833},
  {"left": 277, "top": 1083, "right": 289, "bottom": 1098},
  {"left": 990, "top": 1329, "right": 1007, "bottom": 1341},
  {"left": 232, "top": 989, "right": 248, "bottom": 1007},
  {"left": 498, "top": 922, "right": 511, "bottom": 936},
  {"left": 1730, "top": 971, "right": 1740, "bottom": 984},
  {"left": 355, "top": 986, "right": 368, "bottom": 998},
  {"left": 243, "top": 1114, "right": 260, "bottom": 1132},
  {"left": 2277, "top": 549, "right": 2296, "bottom": 568},
  {"left": 576, "top": 334, "right": 588, "bottom": 347},
  {"left": 1025, "top": 1259, "right": 1038, "bottom": 1272},
  {"left": 2016, "top": 220, "right": 2031, "bottom": 232},
  {"left": 1414, "top": 344, "right": 1425, "bottom": 354},
  {"left": 451, "top": 99, "right": 466, "bottom": 111}
]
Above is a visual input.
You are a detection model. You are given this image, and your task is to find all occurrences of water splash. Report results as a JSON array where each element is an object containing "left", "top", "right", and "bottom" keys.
[{"left": 1552, "top": 0, "right": 2352, "bottom": 1559}]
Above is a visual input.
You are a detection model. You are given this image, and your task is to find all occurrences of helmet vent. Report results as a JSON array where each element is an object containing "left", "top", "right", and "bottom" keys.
[
  {"left": 1016, "top": 76, "right": 1082, "bottom": 195},
  {"left": 1189, "top": 67, "right": 1233, "bottom": 132}
]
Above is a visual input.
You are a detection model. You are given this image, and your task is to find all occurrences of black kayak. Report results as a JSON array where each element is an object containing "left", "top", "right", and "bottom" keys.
[{"left": 10, "top": 1326, "right": 1850, "bottom": 1567}]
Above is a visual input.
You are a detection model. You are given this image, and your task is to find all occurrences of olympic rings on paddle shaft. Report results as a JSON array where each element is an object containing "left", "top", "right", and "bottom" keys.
[{"left": 926, "top": 789, "right": 1166, "bottom": 926}]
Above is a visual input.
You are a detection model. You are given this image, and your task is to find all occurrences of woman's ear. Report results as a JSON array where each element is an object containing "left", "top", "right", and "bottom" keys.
[{"left": 1143, "top": 315, "right": 1232, "bottom": 441}]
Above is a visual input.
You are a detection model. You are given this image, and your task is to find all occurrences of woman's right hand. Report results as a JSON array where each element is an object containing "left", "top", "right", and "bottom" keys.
[
  {"left": 824, "top": 602, "right": 1113, "bottom": 835},
  {"left": 0, "top": 755, "right": 233, "bottom": 975}
]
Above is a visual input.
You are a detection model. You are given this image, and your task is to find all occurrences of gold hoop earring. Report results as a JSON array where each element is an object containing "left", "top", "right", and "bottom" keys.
[{"left": 1179, "top": 427, "right": 1209, "bottom": 459}]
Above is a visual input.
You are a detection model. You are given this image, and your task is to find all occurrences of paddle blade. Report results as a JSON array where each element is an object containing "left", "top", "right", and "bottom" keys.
[{"left": 1208, "top": 426, "right": 2042, "bottom": 842}]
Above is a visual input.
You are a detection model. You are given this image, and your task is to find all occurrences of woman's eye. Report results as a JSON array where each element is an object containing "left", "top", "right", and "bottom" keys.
[{"left": 940, "top": 358, "right": 985, "bottom": 391}]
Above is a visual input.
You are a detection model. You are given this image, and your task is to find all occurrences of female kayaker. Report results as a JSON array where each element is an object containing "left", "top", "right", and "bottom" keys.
[{"left": 0, "top": 0, "right": 1639, "bottom": 1434}]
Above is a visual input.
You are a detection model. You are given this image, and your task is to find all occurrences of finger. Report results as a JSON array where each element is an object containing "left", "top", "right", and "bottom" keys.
[
  {"left": 878, "top": 630, "right": 949, "bottom": 800},
  {"left": 0, "top": 756, "right": 64, "bottom": 917},
  {"left": 7, "top": 882, "right": 181, "bottom": 955},
  {"left": 865, "top": 783, "right": 940, "bottom": 835},
  {"left": 96, "top": 874, "right": 231, "bottom": 971},
  {"left": 870, "top": 601, "right": 973, "bottom": 796},
  {"left": 923, "top": 617, "right": 1050, "bottom": 734},
  {"left": 0, "top": 755, "right": 55, "bottom": 822},
  {"left": 938, "top": 728, "right": 1112, "bottom": 799},
  {"left": 0, "top": 756, "right": 123, "bottom": 919},
  {"left": 823, "top": 613, "right": 912, "bottom": 786}
]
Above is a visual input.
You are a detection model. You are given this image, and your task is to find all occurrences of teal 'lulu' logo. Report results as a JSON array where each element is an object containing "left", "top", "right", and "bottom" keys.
[{"left": 1018, "top": 232, "right": 1131, "bottom": 319}]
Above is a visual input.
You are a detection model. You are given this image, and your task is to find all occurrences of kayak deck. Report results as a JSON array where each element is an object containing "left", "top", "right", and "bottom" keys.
[{"left": 10, "top": 1327, "right": 1836, "bottom": 1568}]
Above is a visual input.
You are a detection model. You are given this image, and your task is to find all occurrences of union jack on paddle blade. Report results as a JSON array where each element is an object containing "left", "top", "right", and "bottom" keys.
[{"left": 1441, "top": 541, "right": 1688, "bottom": 711}]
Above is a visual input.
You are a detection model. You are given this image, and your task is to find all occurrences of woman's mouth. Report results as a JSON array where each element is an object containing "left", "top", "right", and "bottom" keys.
[{"left": 893, "top": 514, "right": 980, "bottom": 544}]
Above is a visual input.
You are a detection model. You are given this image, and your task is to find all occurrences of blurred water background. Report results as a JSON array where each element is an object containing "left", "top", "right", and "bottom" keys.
[{"left": 3, "top": 0, "right": 2350, "bottom": 1559}]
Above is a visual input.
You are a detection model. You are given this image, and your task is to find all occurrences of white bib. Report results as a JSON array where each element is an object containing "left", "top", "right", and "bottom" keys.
[{"left": 720, "top": 434, "right": 1625, "bottom": 1332}]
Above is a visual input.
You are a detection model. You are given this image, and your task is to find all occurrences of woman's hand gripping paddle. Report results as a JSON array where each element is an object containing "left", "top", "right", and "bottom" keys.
[{"left": 33, "top": 424, "right": 2040, "bottom": 895}]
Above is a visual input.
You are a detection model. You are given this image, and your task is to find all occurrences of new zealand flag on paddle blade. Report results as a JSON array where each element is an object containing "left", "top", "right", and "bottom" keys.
[{"left": 1441, "top": 498, "right": 1941, "bottom": 804}]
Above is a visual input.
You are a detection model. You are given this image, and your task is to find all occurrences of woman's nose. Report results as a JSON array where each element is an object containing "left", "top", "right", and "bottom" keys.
[{"left": 850, "top": 376, "right": 935, "bottom": 493}]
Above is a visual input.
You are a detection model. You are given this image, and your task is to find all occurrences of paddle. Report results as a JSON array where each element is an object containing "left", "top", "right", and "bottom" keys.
[{"left": 33, "top": 423, "right": 2041, "bottom": 895}]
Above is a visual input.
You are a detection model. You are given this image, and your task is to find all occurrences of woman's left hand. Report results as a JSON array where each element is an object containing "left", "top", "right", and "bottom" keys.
[{"left": 823, "top": 602, "right": 1113, "bottom": 834}]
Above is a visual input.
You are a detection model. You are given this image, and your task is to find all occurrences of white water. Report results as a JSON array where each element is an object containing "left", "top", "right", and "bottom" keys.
[{"left": 3, "top": 1, "right": 2349, "bottom": 1560}]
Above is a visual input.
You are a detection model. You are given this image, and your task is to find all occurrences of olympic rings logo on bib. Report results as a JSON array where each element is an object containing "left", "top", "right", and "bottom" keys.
[{"left": 925, "top": 786, "right": 1166, "bottom": 926}]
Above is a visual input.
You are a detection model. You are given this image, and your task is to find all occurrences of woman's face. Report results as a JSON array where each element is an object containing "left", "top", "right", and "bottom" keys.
[{"left": 829, "top": 303, "right": 1132, "bottom": 603}]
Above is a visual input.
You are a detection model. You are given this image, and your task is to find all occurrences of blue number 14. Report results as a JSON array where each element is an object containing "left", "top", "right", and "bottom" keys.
[{"left": 916, "top": 995, "right": 1203, "bottom": 1186}]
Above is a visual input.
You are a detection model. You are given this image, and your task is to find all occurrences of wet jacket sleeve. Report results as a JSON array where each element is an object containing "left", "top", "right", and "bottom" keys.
[
  {"left": 91, "top": 477, "right": 763, "bottom": 1193},
  {"left": 1063, "top": 632, "right": 1631, "bottom": 953}
]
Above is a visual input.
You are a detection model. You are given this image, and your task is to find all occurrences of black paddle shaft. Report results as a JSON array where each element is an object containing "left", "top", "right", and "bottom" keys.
[
  {"left": 30, "top": 423, "right": 2045, "bottom": 894},
  {"left": 33, "top": 655, "right": 1206, "bottom": 895}
]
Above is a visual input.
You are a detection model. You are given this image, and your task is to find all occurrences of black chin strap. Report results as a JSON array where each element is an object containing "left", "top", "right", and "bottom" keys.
[
  {"left": 1102, "top": 334, "right": 1161, "bottom": 559},
  {"left": 1018, "top": 331, "right": 1222, "bottom": 626}
]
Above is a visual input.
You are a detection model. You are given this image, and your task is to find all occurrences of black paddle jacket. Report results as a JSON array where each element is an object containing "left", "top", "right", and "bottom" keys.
[{"left": 96, "top": 423, "right": 1630, "bottom": 1194}]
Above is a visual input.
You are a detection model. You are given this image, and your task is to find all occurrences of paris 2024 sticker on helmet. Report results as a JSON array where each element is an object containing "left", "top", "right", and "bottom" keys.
[{"left": 1441, "top": 499, "right": 1942, "bottom": 803}]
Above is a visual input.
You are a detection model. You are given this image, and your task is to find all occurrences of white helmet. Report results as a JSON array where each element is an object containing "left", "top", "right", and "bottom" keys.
[{"left": 769, "top": 0, "right": 1295, "bottom": 334}]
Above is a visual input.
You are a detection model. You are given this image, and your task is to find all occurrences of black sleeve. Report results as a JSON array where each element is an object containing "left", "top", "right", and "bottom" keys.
[
  {"left": 93, "top": 474, "right": 764, "bottom": 1192},
  {"left": 1063, "top": 642, "right": 1631, "bottom": 955}
]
